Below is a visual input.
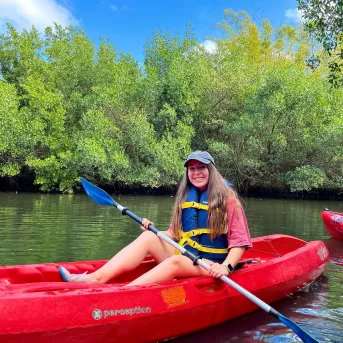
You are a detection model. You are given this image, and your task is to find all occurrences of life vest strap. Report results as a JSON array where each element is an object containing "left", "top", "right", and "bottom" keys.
[
  {"left": 186, "top": 240, "right": 228, "bottom": 254},
  {"left": 178, "top": 229, "right": 228, "bottom": 254},
  {"left": 181, "top": 202, "right": 209, "bottom": 210},
  {"left": 180, "top": 228, "right": 211, "bottom": 238}
]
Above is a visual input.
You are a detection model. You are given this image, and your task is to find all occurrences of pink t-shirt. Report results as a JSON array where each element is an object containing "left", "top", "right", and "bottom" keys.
[
  {"left": 226, "top": 197, "right": 252, "bottom": 249},
  {"left": 168, "top": 196, "right": 252, "bottom": 249}
]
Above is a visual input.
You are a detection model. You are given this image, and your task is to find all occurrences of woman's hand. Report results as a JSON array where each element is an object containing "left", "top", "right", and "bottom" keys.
[
  {"left": 208, "top": 262, "right": 230, "bottom": 278},
  {"left": 140, "top": 218, "right": 154, "bottom": 231}
]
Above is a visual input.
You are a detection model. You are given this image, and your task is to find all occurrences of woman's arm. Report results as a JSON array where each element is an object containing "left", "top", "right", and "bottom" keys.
[
  {"left": 209, "top": 197, "right": 252, "bottom": 278},
  {"left": 222, "top": 246, "right": 245, "bottom": 270},
  {"left": 209, "top": 246, "right": 246, "bottom": 278}
]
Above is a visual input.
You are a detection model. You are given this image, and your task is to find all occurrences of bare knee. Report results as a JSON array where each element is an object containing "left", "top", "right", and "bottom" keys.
[
  {"left": 138, "top": 231, "right": 157, "bottom": 245},
  {"left": 138, "top": 231, "right": 161, "bottom": 252},
  {"left": 141, "top": 230, "right": 156, "bottom": 239}
]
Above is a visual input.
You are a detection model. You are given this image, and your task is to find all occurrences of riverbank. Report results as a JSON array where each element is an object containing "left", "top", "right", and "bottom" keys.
[{"left": 1, "top": 176, "right": 342, "bottom": 200}]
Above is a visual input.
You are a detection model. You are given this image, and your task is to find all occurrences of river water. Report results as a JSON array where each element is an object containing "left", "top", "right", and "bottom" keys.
[{"left": 0, "top": 193, "right": 342, "bottom": 342}]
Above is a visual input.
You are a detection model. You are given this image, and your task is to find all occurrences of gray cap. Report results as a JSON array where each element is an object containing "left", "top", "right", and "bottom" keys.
[{"left": 184, "top": 151, "right": 215, "bottom": 167}]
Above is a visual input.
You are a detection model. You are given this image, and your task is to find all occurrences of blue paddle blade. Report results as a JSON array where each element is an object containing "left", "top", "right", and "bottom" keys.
[
  {"left": 279, "top": 314, "right": 319, "bottom": 343},
  {"left": 80, "top": 177, "right": 115, "bottom": 206}
]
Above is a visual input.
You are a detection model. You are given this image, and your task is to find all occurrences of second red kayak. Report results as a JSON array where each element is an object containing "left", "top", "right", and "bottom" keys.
[{"left": 321, "top": 209, "right": 343, "bottom": 241}]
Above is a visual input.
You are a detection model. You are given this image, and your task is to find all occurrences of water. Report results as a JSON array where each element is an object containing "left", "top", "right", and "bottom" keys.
[{"left": 0, "top": 193, "right": 342, "bottom": 342}]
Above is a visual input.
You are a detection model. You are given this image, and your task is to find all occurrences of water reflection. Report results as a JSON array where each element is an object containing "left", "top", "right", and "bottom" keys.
[
  {"left": 0, "top": 193, "right": 342, "bottom": 342},
  {"left": 325, "top": 238, "right": 343, "bottom": 266},
  {"left": 0, "top": 193, "right": 175, "bottom": 265}
]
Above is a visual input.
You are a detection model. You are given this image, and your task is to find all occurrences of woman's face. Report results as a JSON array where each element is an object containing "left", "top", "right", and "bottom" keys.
[{"left": 187, "top": 160, "right": 209, "bottom": 191}]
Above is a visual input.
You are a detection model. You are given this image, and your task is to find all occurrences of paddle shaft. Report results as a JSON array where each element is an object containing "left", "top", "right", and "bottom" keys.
[{"left": 115, "top": 203, "right": 275, "bottom": 315}]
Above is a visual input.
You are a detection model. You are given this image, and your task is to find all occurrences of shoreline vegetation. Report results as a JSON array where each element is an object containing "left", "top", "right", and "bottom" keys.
[
  {"left": 0, "top": 10, "right": 342, "bottom": 197},
  {"left": 0, "top": 176, "right": 342, "bottom": 200}
]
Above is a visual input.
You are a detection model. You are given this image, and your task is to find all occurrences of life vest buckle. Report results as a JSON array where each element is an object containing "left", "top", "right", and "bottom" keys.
[
  {"left": 191, "top": 202, "right": 200, "bottom": 209},
  {"left": 189, "top": 241, "right": 197, "bottom": 248}
]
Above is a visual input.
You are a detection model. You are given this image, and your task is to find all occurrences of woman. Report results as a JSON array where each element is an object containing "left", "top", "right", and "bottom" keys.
[{"left": 59, "top": 151, "right": 252, "bottom": 286}]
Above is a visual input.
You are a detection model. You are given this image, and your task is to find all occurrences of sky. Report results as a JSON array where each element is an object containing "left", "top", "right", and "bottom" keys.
[{"left": 0, "top": 0, "right": 302, "bottom": 62}]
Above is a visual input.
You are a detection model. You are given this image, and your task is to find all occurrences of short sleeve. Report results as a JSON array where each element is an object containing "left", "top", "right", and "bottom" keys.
[{"left": 227, "top": 197, "right": 252, "bottom": 249}]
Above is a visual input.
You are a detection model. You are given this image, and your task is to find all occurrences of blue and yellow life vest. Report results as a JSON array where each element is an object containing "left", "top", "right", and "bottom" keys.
[{"left": 178, "top": 185, "right": 229, "bottom": 262}]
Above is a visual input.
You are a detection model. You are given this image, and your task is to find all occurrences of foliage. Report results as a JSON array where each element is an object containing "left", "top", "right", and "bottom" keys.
[
  {"left": 298, "top": 0, "right": 343, "bottom": 86},
  {"left": 284, "top": 165, "right": 326, "bottom": 192},
  {"left": 0, "top": 82, "right": 30, "bottom": 176},
  {"left": 0, "top": 12, "right": 342, "bottom": 195}
]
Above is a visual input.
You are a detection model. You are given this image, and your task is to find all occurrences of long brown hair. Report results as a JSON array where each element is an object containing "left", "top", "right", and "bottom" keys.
[{"left": 170, "top": 163, "right": 241, "bottom": 240}]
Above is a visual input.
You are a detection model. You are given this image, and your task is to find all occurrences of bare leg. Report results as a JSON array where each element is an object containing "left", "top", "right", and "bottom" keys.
[
  {"left": 85, "top": 231, "right": 175, "bottom": 283},
  {"left": 127, "top": 255, "right": 210, "bottom": 286}
]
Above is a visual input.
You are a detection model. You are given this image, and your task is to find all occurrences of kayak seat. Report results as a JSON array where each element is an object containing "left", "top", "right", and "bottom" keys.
[
  {"left": 0, "top": 265, "right": 78, "bottom": 284},
  {"left": 2, "top": 265, "right": 87, "bottom": 284},
  {"left": 0, "top": 260, "right": 149, "bottom": 284},
  {"left": 10, "top": 267, "right": 45, "bottom": 284},
  {"left": 37, "top": 265, "right": 69, "bottom": 282}
]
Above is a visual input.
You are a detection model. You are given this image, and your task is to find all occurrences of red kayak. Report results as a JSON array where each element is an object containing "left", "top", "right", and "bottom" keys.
[
  {"left": 0, "top": 234, "right": 329, "bottom": 343},
  {"left": 321, "top": 209, "right": 343, "bottom": 241}
]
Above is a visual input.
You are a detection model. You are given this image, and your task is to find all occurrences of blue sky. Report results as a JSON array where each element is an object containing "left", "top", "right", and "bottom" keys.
[{"left": 0, "top": 0, "right": 301, "bottom": 62}]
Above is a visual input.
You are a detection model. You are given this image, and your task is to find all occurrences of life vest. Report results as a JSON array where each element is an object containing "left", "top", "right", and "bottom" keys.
[{"left": 179, "top": 185, "right": 229, "bottom": 262}]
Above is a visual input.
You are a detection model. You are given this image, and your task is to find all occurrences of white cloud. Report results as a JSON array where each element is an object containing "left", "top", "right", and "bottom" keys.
[
  {"left": 0, "top": 0, "right": 78, "bottom": 33},
  {"left": 200, "top": 40, "right": 217, "bottom": 54},
  {"left": 110, "top": 4, "right": 119, "bottom": 12},
  {"left": 285, "top": 8, "right": 303, "bottom": 24}
]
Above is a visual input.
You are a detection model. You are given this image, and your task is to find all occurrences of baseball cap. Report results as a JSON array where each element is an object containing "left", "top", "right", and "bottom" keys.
[{"left": 184, "top": 151, "right": 215, "bottom": 167}]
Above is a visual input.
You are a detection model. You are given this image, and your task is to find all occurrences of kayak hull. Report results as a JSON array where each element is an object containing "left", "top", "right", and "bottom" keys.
[
  {"left": 321, "top": 210, "right": 343, "bottom": 241},
  {"left": 0, "top": 234, "right": 329, "bottom": 343}
]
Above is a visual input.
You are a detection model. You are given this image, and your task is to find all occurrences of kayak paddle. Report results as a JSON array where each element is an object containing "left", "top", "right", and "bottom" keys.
[{"left": 80, "top": 177, "right": 319, "bottom": 343}]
